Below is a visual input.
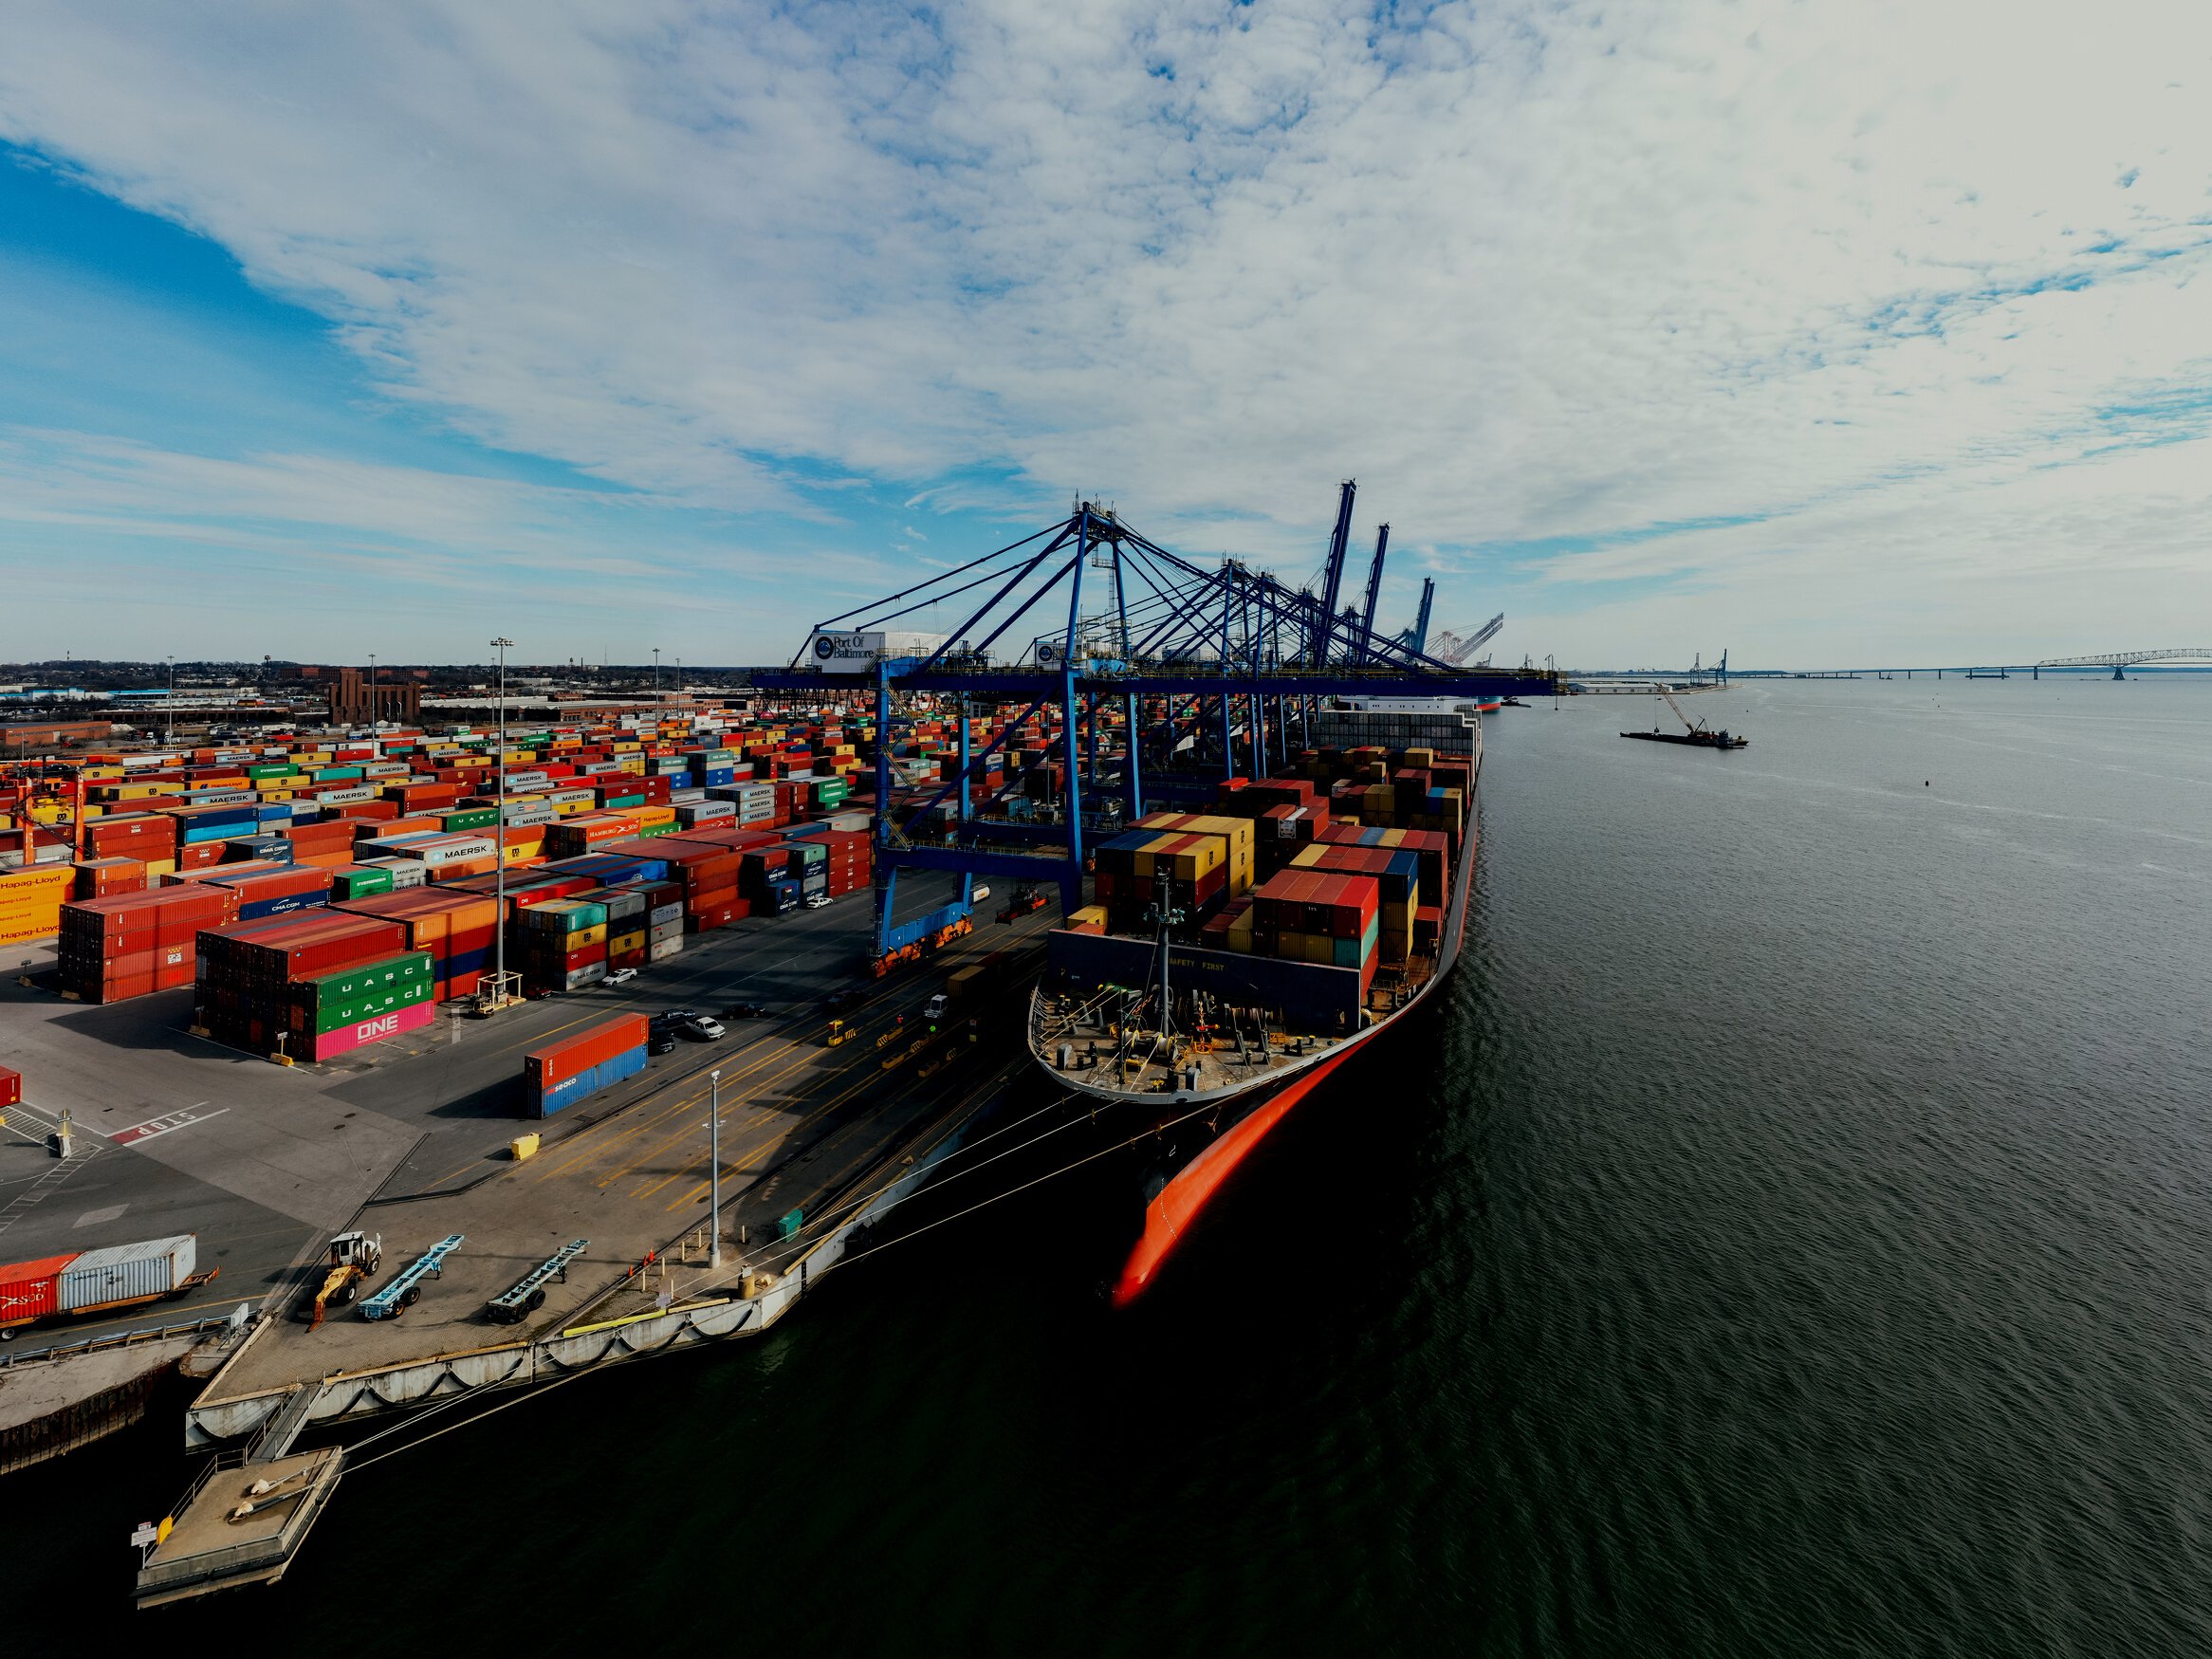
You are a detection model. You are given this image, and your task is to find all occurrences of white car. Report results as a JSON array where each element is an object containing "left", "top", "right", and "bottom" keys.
[
  {"left": 923, "top": 994, "right": 949, "bottom": 1021},
  {"left": 605, "top": 967, "right": 639, "bottom": 986},
  {"left": 803, "top": 894, "right": 831, "bottom": 910},
  {"left": 681, "top": 1015, "right": 727, "bottom": 1041},
  {"left": 969, "top": 885, "right": 991, "bottom": 901}
]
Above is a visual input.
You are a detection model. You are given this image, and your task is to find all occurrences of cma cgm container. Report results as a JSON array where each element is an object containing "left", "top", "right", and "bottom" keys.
[
  {"left": 524, "top": 1013, "right": 649, "bottom": 1118},
  {"left": 58, "top": 1234, "right": 197, "bottom": 1312}
]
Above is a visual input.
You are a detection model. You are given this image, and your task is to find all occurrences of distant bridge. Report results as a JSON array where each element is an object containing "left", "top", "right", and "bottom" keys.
[{"left": 2034, "top": 648, "right": 2212, "bottom": 680}]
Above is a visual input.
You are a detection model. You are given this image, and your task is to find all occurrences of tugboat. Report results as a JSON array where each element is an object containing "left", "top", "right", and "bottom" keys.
[{"left": 1621, "top": 686, "right": 1748, "bottom": 749}]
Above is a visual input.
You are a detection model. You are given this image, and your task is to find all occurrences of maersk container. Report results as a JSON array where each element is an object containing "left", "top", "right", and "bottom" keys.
[{"left": 58, "top": 1234, "right": 195, "bottom": 1311}]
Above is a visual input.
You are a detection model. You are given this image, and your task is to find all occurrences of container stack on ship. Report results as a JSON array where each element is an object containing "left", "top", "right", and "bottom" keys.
[{"left": 1030, "top": 707, "right": 1482, "bottom": 1300}]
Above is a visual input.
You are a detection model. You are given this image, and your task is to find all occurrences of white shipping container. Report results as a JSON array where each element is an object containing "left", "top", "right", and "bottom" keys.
[
  {"left": 649, "top": 935, "right": 685, "bottom": 962},
  {"left": 649, "top": 917, "right": 684, "bottom": 944},
  {"left": 416, "top": 836, "right": 498, "bottom": 866},
  {"left": 649, "top": 903, "right": 683, "bottom": 928},
  {"left": 59, "top": 1234, "right": 194, "bottom": 1311},
  {"left": 563, "top": 962, "right": 608, "bottom": 990}
]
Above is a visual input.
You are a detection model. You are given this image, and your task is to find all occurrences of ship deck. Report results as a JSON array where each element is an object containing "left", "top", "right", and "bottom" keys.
[{"left": 1029, "top": 950, "right": 1435, "bottom": 1100}]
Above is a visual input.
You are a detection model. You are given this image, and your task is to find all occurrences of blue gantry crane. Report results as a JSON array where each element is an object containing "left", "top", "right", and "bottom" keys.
[{"left": 758, "top": 485, "right": 1558, "bottom": 971}]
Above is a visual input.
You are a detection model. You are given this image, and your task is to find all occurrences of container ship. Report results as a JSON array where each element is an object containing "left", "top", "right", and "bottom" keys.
[{"left": 1028, "top": 707, "right": 1479, "bottom": 1302}]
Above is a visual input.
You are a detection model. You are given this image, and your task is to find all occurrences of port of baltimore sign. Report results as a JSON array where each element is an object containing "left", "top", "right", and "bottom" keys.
[{"left": 807, "top": 631, "right": 887, "bottom": 673}]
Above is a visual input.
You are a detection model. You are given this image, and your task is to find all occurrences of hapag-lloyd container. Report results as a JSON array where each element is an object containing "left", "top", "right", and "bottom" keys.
[
  {"left": 0, "top": 1254, "right": 79, "bottom": 1326},
  {"left": 302, "top": 996, "right": 435, "bottom": 1061},
  {"left": 57, "top": 1234, "right": 195, "bottom": 1311}
]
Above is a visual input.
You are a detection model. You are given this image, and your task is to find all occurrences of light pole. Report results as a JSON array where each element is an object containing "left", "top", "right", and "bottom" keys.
[
  {"left": 709, "top": 1068, "right": 723, "bottom": 1268},
  {"left": 652, "top": 648, "right": 661, "bottom": 697},
  {"left": 491, "top": 637, "right": 512, "bottom": 1005},
  {"left": 367, "top": 651, "right": 377, "bottom": 728},
  {"left": 164, "top": 655, "right": 175, "bottom": 747}
]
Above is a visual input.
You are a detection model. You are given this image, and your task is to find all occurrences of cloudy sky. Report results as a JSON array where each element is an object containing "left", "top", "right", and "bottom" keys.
[{"left": 0, "top": 1, "right": 2206, "bottom": 670}]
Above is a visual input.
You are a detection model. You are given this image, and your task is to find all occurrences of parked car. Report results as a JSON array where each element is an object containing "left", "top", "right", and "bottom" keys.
[
  {"left": 923, "top": 994, "right": 949, "bottom": 1021},
  {"left": 649, "top": 1032, "right": 676, "bottom": 1056},
  {"left": 680, "top": 1015, "right": 727, "bottom": 1041},
  {"left": 803, "top": 894, "right": 831, "bottom": 910},
  {"left": 605, "top": 967, "right": 638, "bottom": 986},
  {"left": 724, "top": 1002, "right": 767, "bottom": 1020}
]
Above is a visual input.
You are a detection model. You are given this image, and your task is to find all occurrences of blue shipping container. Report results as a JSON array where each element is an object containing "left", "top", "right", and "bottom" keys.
[
  {"left": 240, "top": 892, "right": 327, "bottom": 921},
  {"left": 533, "top": 1041, "right": 647, "bottom": 1118}
]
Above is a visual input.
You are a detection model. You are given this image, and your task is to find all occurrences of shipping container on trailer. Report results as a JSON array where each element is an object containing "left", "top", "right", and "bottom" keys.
[
  {"left": 56, "top": 1234, "right": 210, "bottom": 1314},
  {"left": 0, "top": 1254, "right": 78, "bottom": 1328}
]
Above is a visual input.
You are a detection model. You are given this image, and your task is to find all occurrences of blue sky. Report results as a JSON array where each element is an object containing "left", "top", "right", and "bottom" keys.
[{"left": 0, "top": 2, "right": 2207, "bottom": 669}]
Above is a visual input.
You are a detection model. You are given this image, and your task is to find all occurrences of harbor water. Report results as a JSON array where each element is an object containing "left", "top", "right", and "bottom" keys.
[{"left": 10, "top": 676, "right": 2212, "bottom": 1653}]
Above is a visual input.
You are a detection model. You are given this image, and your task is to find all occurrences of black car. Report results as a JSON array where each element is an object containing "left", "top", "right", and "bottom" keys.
[
  {"left": 648, "top": 1032, "right": 676, "bottom": 1056},
  {"left": 724, "top": 1002, "right": 767, "bottom": 1019}
]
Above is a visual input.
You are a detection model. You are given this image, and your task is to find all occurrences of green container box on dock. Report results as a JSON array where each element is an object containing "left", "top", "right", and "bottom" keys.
[
  {"left": 314, "top": 766, "right": 365, "bottom": 782},
  {"left": 310, "top": 977, "right": 433, "bottom": 1035},
  {"left": 441, "top": 807, "right": 500, "bottom": 832},
  {"left": 776, "top": 1208, "right": 803, "bottom": 1242},
  {"left": 248, "top": 763, "right": 298, "bottom": 780},
  {"left": 332, "top": 866, "right": 396, "bottom": 900},
  {"left": 295, "top": 950, "right": 432, "bottom": 1012}
]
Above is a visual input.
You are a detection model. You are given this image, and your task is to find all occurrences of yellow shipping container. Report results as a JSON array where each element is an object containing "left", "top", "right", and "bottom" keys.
[
  {"left": 1227, "top": 910, "right": 1256, "bottom": 953},
  {"left": 606, "top": 930, "right": 647, "bottom": 956}
]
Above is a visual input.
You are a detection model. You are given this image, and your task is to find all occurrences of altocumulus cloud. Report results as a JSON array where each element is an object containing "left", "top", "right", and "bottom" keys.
[{"left": 0, "top": 0, "right": 2208, "bottom": 661}]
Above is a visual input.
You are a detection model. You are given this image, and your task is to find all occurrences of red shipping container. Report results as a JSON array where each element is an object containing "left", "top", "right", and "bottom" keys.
[
  {"left": 303, "top": 997, "right": 435, "bottom": 1061},
  {"left": 0, "top": 1065, "right": 18, "bottom": 1108},
  {"left": 0, "top": 1254, "right": 78, "bottom": 1327},
  {"left": 525, "top": 1013, "right": 649, "bottom": 1088}
]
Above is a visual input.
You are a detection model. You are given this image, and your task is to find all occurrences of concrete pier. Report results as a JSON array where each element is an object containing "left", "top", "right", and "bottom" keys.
[{"left": 0, "top": 891, "right": 1056, "bottom": 1604}]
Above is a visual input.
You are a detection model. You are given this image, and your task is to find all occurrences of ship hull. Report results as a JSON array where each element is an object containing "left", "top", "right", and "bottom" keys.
[{"left": 1060, "top": 733, "right": 1482, "bottom": 1301}]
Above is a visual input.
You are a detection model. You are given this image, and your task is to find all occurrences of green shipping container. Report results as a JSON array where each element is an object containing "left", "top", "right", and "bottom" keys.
[
  {"left": 332, "top": 866, "right": 396, "bottom": 899},
  {"left": 310, "top": 977, "right": 433, "bottom": 1035},
  {"left": 442, "top": 807, "right": 500, "bottom": 831},
  {"left": 776, "top": 1208, "right": 804, "bottom": 1242},
  {"left": 638, "top": 820, "right": 679, "bottom": 838},
  {"left": 600, "top": 793, "right": 646, "bottom": 810},
  {"left": 249, "top": 764, "right": 298, "bottom": 780},
  {"left": 294, "top": 950, "right": 433, "bottom": 1012},
  {"left": 314, "top": 766, "right": 365, "bottom": 782}
]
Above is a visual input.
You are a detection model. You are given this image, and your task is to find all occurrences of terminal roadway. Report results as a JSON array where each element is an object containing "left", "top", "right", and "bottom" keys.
[{"left": 0, "top": 875, "right": 1046, "bottom": 1363}]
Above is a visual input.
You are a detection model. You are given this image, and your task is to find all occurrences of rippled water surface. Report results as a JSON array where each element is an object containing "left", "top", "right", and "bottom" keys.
[{"left": 17, "top": 677, "right": 2212, "bottom": 1654}]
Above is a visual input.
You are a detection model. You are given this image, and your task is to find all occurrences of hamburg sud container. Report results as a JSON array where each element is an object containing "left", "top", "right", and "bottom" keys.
[
  {"left": 0, "top": 1254, "right": 78, "bottom": 1327},
  {"left": 58, "top": 1234, "right": 194, "bottom": 1312},
  {"left": 524, "top": 1013, "right": 648, "bottom": 1118},
  {"left": 57, "top": 884, "right": 243, "bottom": 1003}
]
